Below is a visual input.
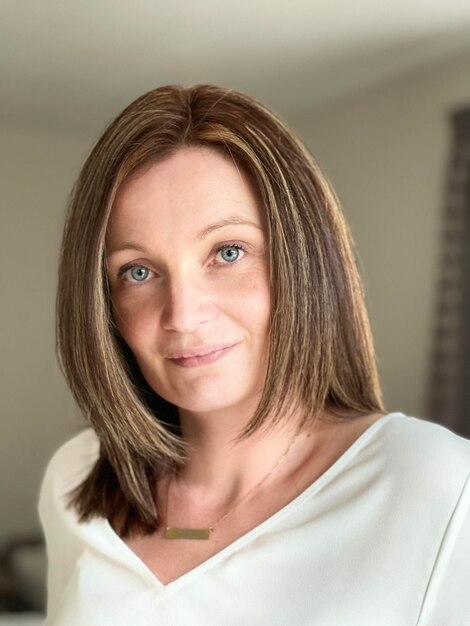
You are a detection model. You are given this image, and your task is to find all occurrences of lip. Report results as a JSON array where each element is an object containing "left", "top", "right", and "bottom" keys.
[
  {"left": 167, "top": 343, "right": 238, "bottom": 368},
  {"left": 166, "top": 343, "right": 237, "bottom": 359}
]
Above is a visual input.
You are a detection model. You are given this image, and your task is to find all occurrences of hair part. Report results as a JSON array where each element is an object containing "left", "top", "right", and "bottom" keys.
[{"left": 57, "top": 84, "right": 384, "bottom": 536}]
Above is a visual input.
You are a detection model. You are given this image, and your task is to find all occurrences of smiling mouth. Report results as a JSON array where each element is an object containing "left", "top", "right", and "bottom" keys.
[{"left": 168, "top": 344, "right": 237, "bottom": 368}]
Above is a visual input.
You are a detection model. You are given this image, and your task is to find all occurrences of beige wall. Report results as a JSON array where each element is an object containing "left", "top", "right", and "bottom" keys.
[
  {"left": 1, "top": 48, "right": 470, "bottom": 541},
  {"left": 1, "top": 128, "right": 92, "bottom": 539},
  {"left": 296, "top": 49, "right": 470, "bottom": 419}
]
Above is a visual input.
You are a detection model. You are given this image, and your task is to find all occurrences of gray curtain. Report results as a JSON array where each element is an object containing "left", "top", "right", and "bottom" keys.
[{"left": 428, "top": 107, "right": 470, "bottom": 438}]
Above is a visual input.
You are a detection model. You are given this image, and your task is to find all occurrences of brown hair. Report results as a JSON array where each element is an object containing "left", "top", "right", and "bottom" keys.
[{"left": 57, "top": 84, "right": 384, "bottom": 536}]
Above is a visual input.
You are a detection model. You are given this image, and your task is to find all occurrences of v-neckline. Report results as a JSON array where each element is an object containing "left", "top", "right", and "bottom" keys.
[{"left": 99, "top": 412, "right": 398, "bottom": 594}]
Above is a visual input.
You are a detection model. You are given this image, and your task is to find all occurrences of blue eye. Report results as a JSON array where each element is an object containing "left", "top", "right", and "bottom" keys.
[
  {"left": 128, "top": 266, "right": 150, "bottom": 282},
  {"left": 218, "top": 245, "right": 243, "bottom": 263}
]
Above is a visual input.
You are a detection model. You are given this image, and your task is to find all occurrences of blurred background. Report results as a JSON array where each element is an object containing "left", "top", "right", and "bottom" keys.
[{"left": 1, "top": 0, "right": 470, "bottom": 620}]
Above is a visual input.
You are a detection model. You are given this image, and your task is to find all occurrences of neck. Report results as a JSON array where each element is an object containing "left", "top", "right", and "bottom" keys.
[{"left": 171, "top": 404, "right": 319, "bottom": 504}]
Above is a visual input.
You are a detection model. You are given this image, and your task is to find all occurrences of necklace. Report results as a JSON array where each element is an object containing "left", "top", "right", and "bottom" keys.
[{"left": 164, "top": 432, "right": 300, "bottom": 540}]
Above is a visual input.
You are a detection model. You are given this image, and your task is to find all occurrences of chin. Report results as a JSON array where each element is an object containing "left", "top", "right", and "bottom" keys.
[
  {"left": 137, "top": 356, "right": 266, "bottom": 419},
  {"left": 151, "top": 378, "right": 259, "bottom": 418},
  {"left": 161, "top": 387, "right": 248, "bottom": 416}
]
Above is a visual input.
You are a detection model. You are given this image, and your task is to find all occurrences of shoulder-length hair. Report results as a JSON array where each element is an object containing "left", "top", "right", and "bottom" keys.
[{"left": 57, "top": 84, "right": 384, "bottom": 537}]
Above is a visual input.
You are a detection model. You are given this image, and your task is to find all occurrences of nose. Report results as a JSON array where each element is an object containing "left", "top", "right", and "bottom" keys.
[{"left": 160, "top": 274, "right": 218, "bottom": 333}]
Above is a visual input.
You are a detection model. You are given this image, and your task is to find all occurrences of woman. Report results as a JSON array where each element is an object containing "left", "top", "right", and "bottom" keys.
[{"left": 40, "top": 85, "right": 470, "bottom": 625}]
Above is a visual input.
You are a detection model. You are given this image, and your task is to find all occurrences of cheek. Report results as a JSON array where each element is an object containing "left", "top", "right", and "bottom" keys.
[
  {"left": 230, "top": 270, "right": 271, "bottom": 335},
  {"left": 111, "top": 294, "right": 157, "bottom": 350}
]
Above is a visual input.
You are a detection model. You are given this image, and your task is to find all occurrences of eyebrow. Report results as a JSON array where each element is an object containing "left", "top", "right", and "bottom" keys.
[
  {"left": 107, "top": 242, "right": 150, "bottom": 256},
  {"left": 196, "top": 216, "right": 263, "bottom": 240},
  {"left": 107, "top": 216, "right": 262, "bottom": 256}
]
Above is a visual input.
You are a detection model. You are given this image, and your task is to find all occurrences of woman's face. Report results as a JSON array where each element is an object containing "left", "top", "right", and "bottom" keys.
[{"left": 106, "top": 147, "right": 271, "bottom": 419}]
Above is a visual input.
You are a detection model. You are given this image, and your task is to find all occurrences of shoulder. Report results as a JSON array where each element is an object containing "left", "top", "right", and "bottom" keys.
[
  {"left": 44, "top": 427, "right": 100, "bottom": 489},
  {"left": 382, "top": 412, "right": 470, "bottom": 467},
  {"left": 38, "top": 428, "right": 100, "bottom": 525},
  {"left": 379, "top": 412, "right": 470, "bottom": 502}
]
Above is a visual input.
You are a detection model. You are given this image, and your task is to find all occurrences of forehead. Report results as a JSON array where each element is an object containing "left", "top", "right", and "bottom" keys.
[
  {"left": 110, "top": 147, "right": 265, "bottom": 232},
  {"left": 119, "top": 146, "right": 259, "bottom": 209}
]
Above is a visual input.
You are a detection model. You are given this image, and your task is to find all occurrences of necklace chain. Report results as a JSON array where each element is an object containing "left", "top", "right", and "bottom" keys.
[{"left": 164, "top": 432, "right": 300, "bottom": 540}]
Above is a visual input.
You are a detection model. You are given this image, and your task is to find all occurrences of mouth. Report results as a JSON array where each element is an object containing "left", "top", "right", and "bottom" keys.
[{"left": 167, "top": 343, "right": 238, "bottom": 368}]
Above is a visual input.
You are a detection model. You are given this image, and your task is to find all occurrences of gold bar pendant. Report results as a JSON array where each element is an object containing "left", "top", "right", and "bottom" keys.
[{"left": 165, "top": 526, "right": 211, "bottom": 540}]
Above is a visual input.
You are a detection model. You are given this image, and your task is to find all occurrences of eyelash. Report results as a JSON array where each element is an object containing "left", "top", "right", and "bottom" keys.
[{"left": 117, "top": 243, "right": 247, "bottom": 284}]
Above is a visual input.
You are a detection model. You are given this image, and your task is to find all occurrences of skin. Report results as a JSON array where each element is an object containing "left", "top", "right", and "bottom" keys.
[{"left": 106, "top": 146, "right": 383, "bottom": 584}]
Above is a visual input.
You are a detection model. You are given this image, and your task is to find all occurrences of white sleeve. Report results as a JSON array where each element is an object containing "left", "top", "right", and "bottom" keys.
[
  {"left": 417, "top": 471, "right": 470, "bottom": 625},
  {"left": 38, "top": 430, "right": 99, "bottom": 624}
]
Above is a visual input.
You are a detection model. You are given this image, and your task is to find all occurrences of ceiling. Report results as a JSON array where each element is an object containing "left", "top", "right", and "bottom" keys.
[{"left": 2, "top": 0, "right": 470, "bottom": 136}]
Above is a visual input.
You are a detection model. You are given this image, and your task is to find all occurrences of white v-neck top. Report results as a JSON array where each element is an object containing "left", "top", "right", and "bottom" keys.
[{"left": 39, "top": 413, "right": 470, "bottom": 625}]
